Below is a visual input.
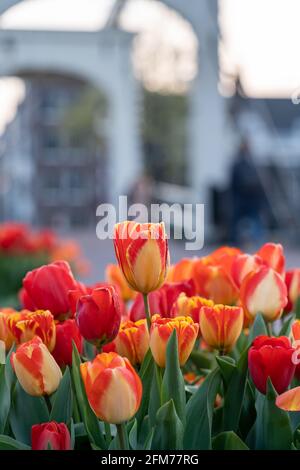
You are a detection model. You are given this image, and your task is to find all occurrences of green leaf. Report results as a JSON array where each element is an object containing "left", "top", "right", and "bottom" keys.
[
  {"left": 71, "top": 343, "right": 106, "bottom": 449},
  {"left": 279, "top": 314, "right": 295, "bottom": 337},
  {"left": 295, "top": 297, "right": 300, "bottom": 320},
  {"left": 238, "top": 381, "right": 257, "bottom": 441},
  {"left": 0, "top": 435, "right": 31, "bottom": 450},
  {"left": 50, "top": 367, "right": 72, "bottom": 424},
  {"left": 0, "top": 364, "right": 10, "bottom": 433},
  {"left": 135, "top": 349, "right": 155, "bottom": 428},
  {"left": 161, "top": 330, "right": 186, "bottom": 424},
  {"left": 216, "top": 355, "right": 236, "bottom": 386},
  {"left": 189, "top": 350, "right": 215, "bottom": 370},
  {"left": 148, "top": 364, "right": 162, "bottom": 427},
  {"left": 151, "top": 400, "right": 183, "bottom": 450},
  {"left": 223, "top": 347, "right": 249, "bottom": 432},
  {"left": 248, "top": 313, "right": 267, "bottom": 345},
  {"left": 254, "top": 380, "right": 293, "bottom": 450},
  {"left": 212, "top": 431, "right": 249, "bottom": 450},
  {"left": 9, "top": 382, "right": 49, "bottom": 445},
  {"left": 184, "top": 367, "right": 221, "bottom": 450}
]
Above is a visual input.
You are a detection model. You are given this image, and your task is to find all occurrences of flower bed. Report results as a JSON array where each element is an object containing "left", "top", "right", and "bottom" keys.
[{"left": 0, "top": 221, "right": 300, "bottom": 451}]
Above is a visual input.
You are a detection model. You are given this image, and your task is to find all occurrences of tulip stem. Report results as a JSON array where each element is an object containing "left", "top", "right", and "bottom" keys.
[
  {"left": 104, "top": 422, "right": 112, "bottom": 446},
  {"left": 267, "top": 322, "right": 273, "bottom": 337},
  {"left": 45, "top": 395, "right": 52, "bottom": 414},
  {"left": 143, "top": 294, "right": 151, "bottom": 330},
  {"left": 116, "top": 423, "right": 129, "bottom": 450}
]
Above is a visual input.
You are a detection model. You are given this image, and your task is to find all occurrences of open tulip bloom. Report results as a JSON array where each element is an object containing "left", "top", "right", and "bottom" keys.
[{"left": 2, "top": 234, "right": 300, "bottom": 452}]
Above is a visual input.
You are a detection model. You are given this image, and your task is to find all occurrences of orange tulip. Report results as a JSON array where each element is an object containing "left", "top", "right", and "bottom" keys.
[
  {"left": 231, "top": 254, "right": 264, "bottom": 288},
  {"left": 0, "top": 309, "right": 25, "bottom": 351},
  {"left": 240, "top": 266, "right": 287, "bottom": 322},
  {"left": 200, "top": 304, "right": 243, "bottom": 353},
  {"left": 210, "top": 246, "right": 242, "bottom": 278},
  {"left": 167, "top": 258, "right": 194, "bottom": 282},
  {"left": 7, "top": 310, "right": 56, "bottom": 351},
  {"left": 80, "top": 352, "right": 142, "bottom": 423},
  {"left": 105, "top": 264, "right": 136, "bottom": 302},
  {"left": 113, "top": 221, "right": 169, "bottom": 294},
  {"left": 170, "top": 292, "right": 214, "bottom": 323},
  {"left": 285, "top": 269, "right": 300, "bottom": 312},
  {"left": 11, "top": 337, "right": 62, "bottom": 396},
  {"left": 103, "top": 319, "right": 149, "bottom": 366},
  {"left": 276, "top": 387, "right": 300, "bottom": 411},
  {"left": 256, "top": 242, "right": 285, "bottom": 277},
  {"left": 149, "top": 314, "right": 199, "bottom": 367}
]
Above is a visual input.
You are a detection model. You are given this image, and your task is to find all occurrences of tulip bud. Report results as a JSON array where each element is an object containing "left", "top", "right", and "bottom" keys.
[
  {"left": 76, "top": 286, "right": 121, "bottom": 348},
  {"left": 285, "top": 269, "right": 300, "bottom": 312},
  {"left": 11, "top": 337, "right": 62, "bottom": 396},
  {"left": 7, "top": 310, "right": 56, "bottom": 351},
  {"left": 113, "top": 221, "right": 169, "bottom": 294},
  {"left": 22, "top": 261, "right": 78, "bottom": 319},
  {"left": 256, "top": 242, "right": 285, "bottom": 277},
  {"left": 248, "top": 335, "right": 295, "bottom": 394},
  {"left": 105, "top": 264, "right": 136, "bottom": 302},
  {"left": 231, "top": 253, "right": 264, "bottom": 288},
  {"left": 149, "top": 314, "right": 199, "bottom": 368},
  {"left": 240, "top": 266, "right": 287, "bottom": 322},
  {"left": 200, "top": 304, "right": 243, "bottom": 353},
  {"left": 52, "top": 319, "right": 83, "bottom": 367},
  {"left": 31, "top": 422, "right": 71, "bottom": 450},
  {"left": 170, "top": 292, "right": 214, "bottom": 323},
  {"left": 80, "top": 352, "right": 142, "bottom": 424}
]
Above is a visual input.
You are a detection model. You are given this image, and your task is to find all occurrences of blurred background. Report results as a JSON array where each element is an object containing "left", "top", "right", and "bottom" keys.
[{"left": 0, "top": 0, "right": 300, "bottom": 282}]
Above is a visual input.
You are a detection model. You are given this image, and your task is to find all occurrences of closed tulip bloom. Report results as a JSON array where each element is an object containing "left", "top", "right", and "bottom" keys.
[
  {"left": 290, "top": 319, "right": 300, "bottom": 379},
  {"left": 231, "top": 254, "right": 264, "bottom": 288},
  {"left": 240, "top": 266, "right": 287, "bottom": 322},
  {"left": 22, "top": 261, "right": 78, "bottom": 319},
  {"left": 166, "top": 258, "right": 194, "bottom": 282},
  {"left": 248, "top": 335, "right": 295, "bottom": 394},
  {"left": 113, "top": 221, "right": 169, "bottom": 294},
  {"left": 276, "top": 387, "right": 300, "bottom": 411},
  {"left": 76, "top": 286, "right": 121, "bottom": 348},
  {"left": 170, "top": 292, "right": 214, "bottom": 323},
  {"left": 11, "top": 337, "right": 62, "bottom": 396},
  {"left": 256, "top": 242, "right": 285, "bottom": 277},
  {"left": 200, "top": 304, "right": 243, "bottom": 353},
  {"left": 7, "top": 310, "right": 56, "bottom": 351},
  {"left": 149, "top": 314, "right": 199, "bottom": 368},
  {"left": 31, "top": 422, "right": 71, "bottom": 450},
  {"left": 105, "top": 264, "right": 136, "bottom": 302},
  {"left": 80, "top": 352, "right": 142, "bottom": 424},
  {"left": 52, "top": 319, "right": 83, "bottom": 367},
  {"left": 103, "top": 319, "right": 149, "bottom": 365},
  {"left": 285, "top": 269, "right": 300, "bottom": 312},
  {"left": 0, "top": 309, "right": 26, "bottom": 351}
]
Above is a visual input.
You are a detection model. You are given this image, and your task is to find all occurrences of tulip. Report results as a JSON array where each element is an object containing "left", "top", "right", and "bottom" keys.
[
  {"left": 11, "top": 337, "right": 62, "bottom": 396},
  {"left": 80, "top": 352, "right": 142, "bottom": 424},
  {"left": 209, "top": 246, "right": 242, "bottom": 278},
  {"left": 256, "top": 242, "right": 285, "bottom": 277},
  {"left": 7, "top": 310, "right": 56, "bottom": 351},
  {"left": 149, "top": 314, "right": 199, "bottom": 367},
  {"left": 52, "top": 319, "right": 83, "bottom": 367},
  {"left": 276, "top": 387, "right": 300, "bottom": 411},
  {"left": 76, "top": 286, "right": 121, "bottom": 348},
  {"left": 129, "top": 279, "right": 196, "bottom": 322},
  {"left": 105, "top": 264, "right": 136, "bottom": 302},
  {"left": 103, "top": 319, "right": 149, "bottom": 366},
  {"left": 0, "top": 308, "right": 24, "bottom": 351},
  {"left": 248, "top": 335, "right": 295, "bottom": 394},
  {"left": 31, "top": 422, "right": 71, "bottom": 450},
  {"left": 285, "top": 269, "right": 300, "bottom": 312},
  {"left": 240, "top": 266, "right": 287, "bottom": 322},
  {"left": 290, "top": 319, "right": 300, "bottom": 379},
  {"left": 167, "top": 258, "right": 194, "bottom": 282},
  {"left": 192, "top": 259, "right": 238, "bottom": 305},
  {"left": 113, "top": 221, "right": 169, "bottom": 294},
  {"left": 231, "top": 253, "right": 264, "bottom": 288},
  {"left": 200, "top": 304, "right": 243, "bottom": 353},
  {"left": 170, "top": 292, "right": 214, "bottom": 323},
  {"left": 22, "top": 261, "right": 78, "bottom": 319}
]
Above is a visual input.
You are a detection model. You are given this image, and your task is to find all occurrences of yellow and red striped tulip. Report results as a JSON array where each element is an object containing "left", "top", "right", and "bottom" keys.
[
  {"left": 11, "top": 337, "right": 62, "bottom": 396},
  {"left": 80, "top": 352, "right": 142, "bottom": 423},
  {"left": 170, "top": 292, "right": 214, "bottom": 324},
  {"left": 0, "top": 309, "right": 25, "bottom": 351},
  {"left": 149, "top": 314, "right": 199, "bottom": 367},
  {"left": 105, "top": 263, "right": 136, "bottom": 302},
  {"left": 276, "top": 387, "right": 300, "bottom": 411},
  {"left": 200, "top": 304, "right": 243, "bottom": 353},
  {"left": 7, "top": 310, "right": 56, "bottom": 351},
  {"left": 103, "top": 319, "right": 149, "bottom": 366},
  {"left": 285, "top": 269, "right": 300, "bottom": 312},
  {"left": 256, "top": 242, "right": 285, "bottom": 277},
  {"left": 113, "top": 221, "right": 169, "bottom": 294},
  {"left": 240, "top": 266, "right": 287, "bottom": 322},
  {"left": 231, "top": 254, "right": 264, "bottom": 288}
]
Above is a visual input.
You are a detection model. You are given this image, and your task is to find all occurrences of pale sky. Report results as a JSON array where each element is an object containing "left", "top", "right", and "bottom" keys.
[{"left": 0, "top": 0, "right": 300, "bottom": 133}]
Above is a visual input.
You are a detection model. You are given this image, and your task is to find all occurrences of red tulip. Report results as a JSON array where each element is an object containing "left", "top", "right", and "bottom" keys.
[
  {"left": 52, "top": 319, "right": 83, "bottom": 367},
  {"left": 31, "top": 422, "right": 71, "bottom": 450},
  {"left": 231, "top": 253, "right": 264, "bottom": 288},
  {"left": 256, "top": 242, "right": 285, "bottom": 277},
  {"left": 248, "top": 335, "right": 296, "bottom": 394},
  {"left": 76, "top": 286, "right": 121, "bottom": 348},
  {"left": 285, "top": 269, "right": 300, "bottom": 312},
  {"left": 22, "top": 261, "right": 78, "bottom": 319}
]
